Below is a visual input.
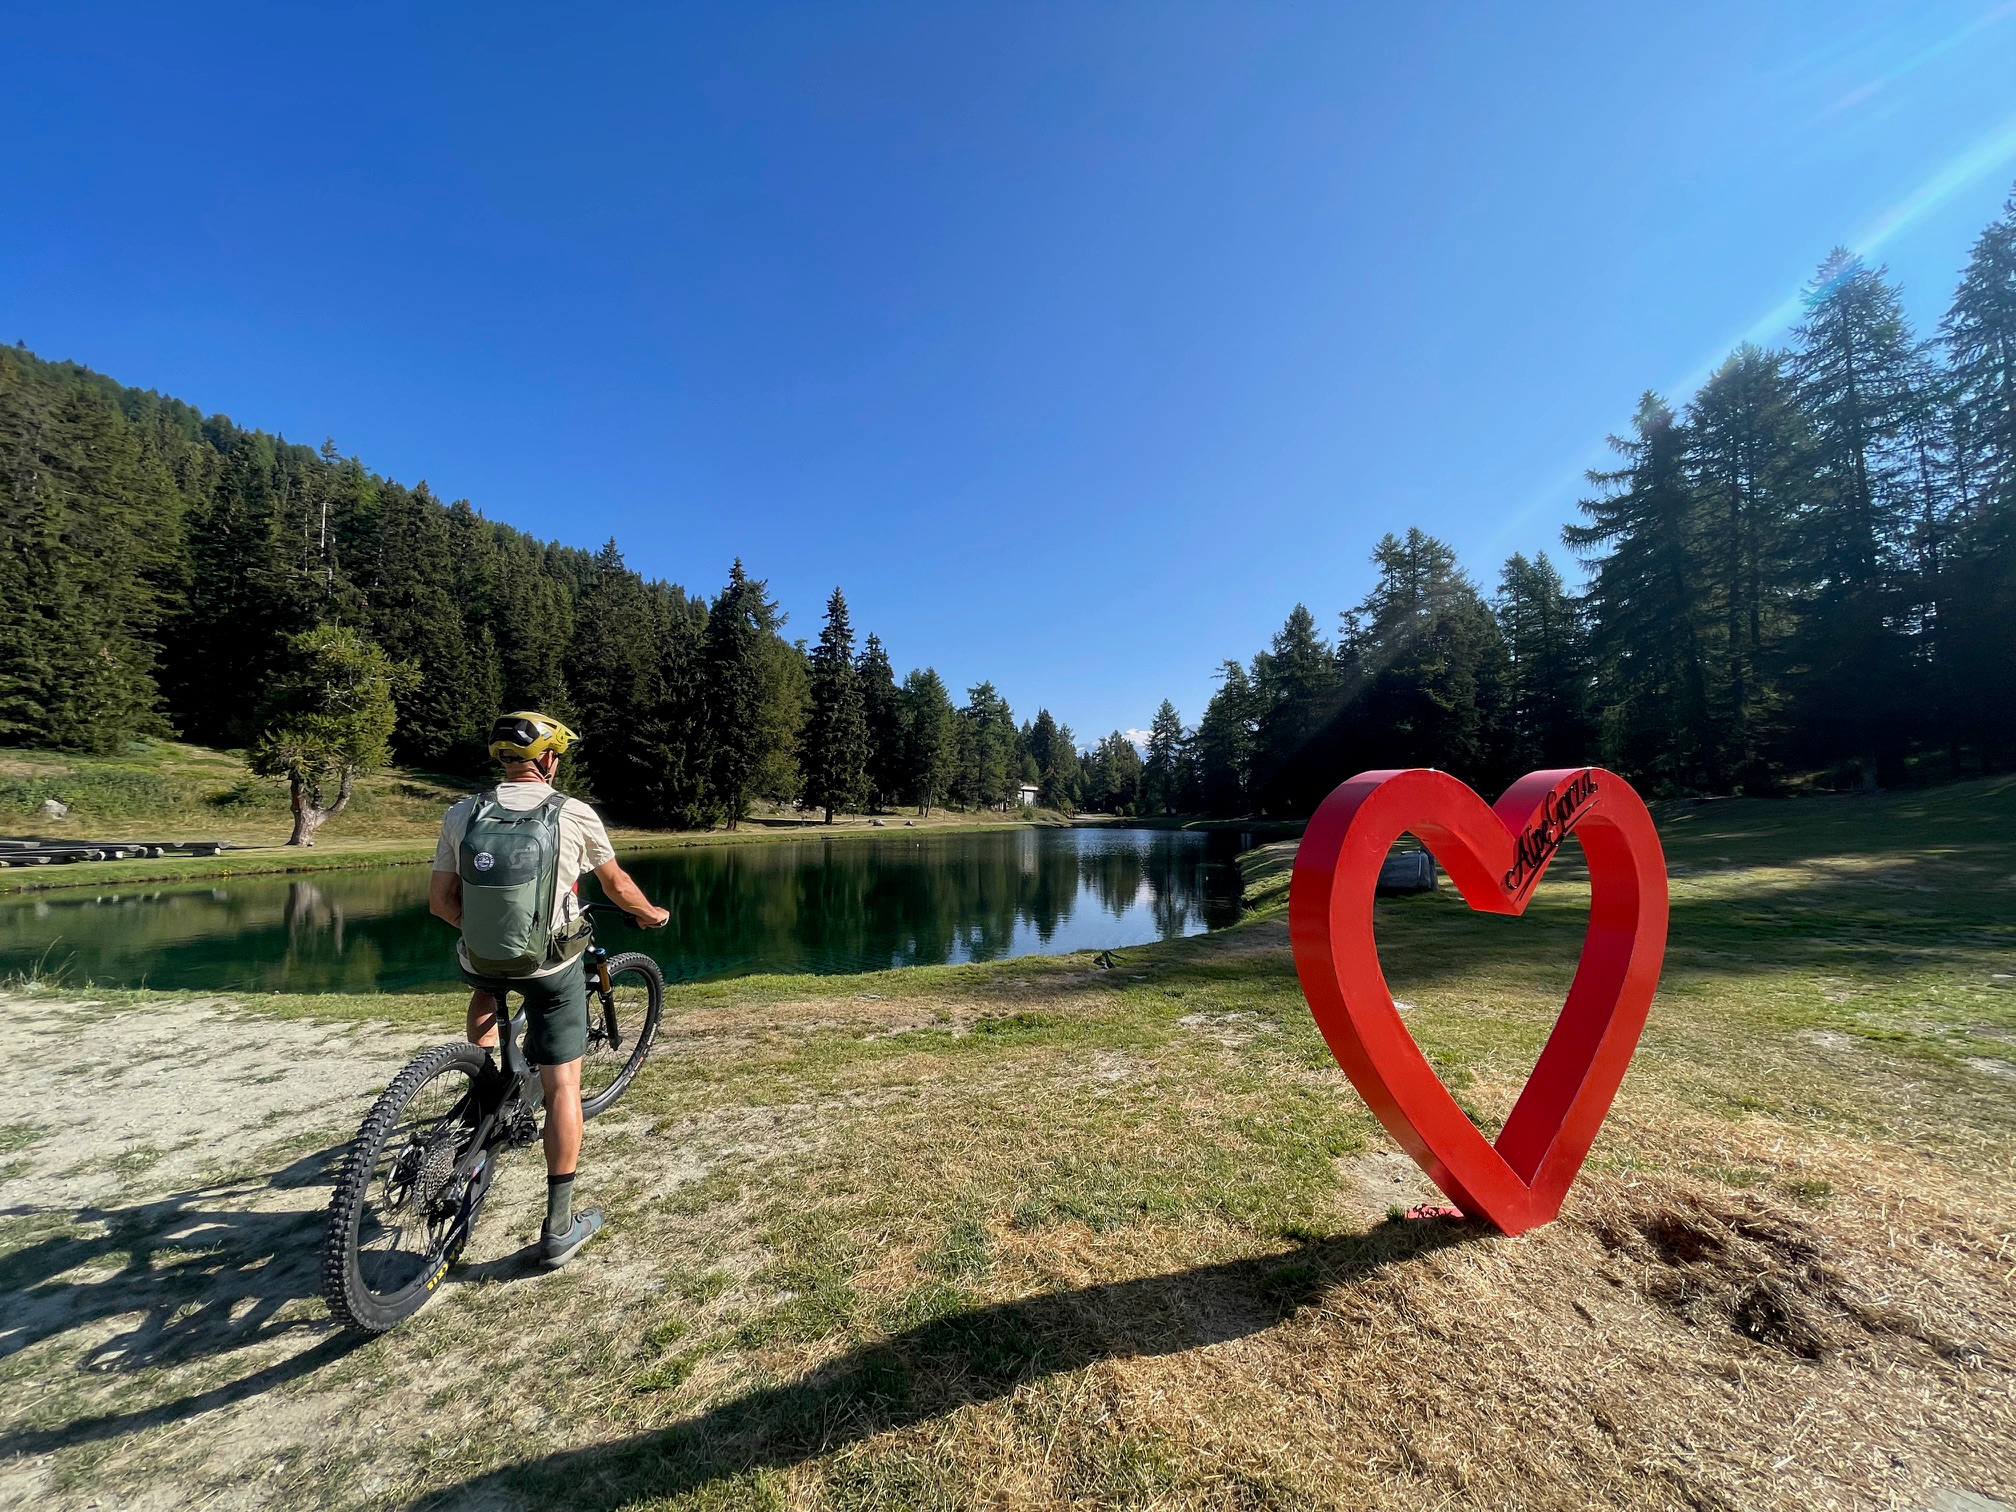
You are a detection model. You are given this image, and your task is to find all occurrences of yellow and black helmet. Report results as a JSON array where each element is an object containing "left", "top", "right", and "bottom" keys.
[{"left": 488, "top": 711, "right": 580, "bottom": 765}]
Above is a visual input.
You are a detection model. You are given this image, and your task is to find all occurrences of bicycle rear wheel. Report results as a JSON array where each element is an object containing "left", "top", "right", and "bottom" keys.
[
  {"left": 322, "top": 1042, "right": 496, "bottom": 1334},
  {"left": 579, "top": 951, "right": 664, "bottom": 1118}
]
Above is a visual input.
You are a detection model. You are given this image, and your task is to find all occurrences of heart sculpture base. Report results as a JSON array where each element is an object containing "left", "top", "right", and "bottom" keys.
[{"left": 1289, "top": 768, "right": 1668, "bottom": 1236}]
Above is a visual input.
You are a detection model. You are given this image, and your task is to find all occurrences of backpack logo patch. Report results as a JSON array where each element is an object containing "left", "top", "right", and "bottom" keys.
[{"left": 473, "top": 851, "right": 495, "bottom": 872}]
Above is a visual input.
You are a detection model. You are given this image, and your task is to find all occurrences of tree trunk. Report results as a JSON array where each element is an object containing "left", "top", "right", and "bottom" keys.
[
  {"left": 286, "top": 793, "right": 326, "bottom": 847},
  {"left": 285, "top": 766, "right": 358, "bottom": 847}
]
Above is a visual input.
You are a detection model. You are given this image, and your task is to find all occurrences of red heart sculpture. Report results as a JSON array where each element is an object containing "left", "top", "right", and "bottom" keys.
[{"left": 1289, "top": 767, "right": 1668, "bottom": 1235}]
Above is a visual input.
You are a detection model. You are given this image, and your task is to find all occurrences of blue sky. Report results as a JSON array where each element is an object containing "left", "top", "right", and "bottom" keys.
[{"left": 8, "top": 3, "right": 2016, "bottom": 747}]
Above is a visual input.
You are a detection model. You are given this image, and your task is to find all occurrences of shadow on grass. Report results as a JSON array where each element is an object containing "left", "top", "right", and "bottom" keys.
[
  {"left": 412, "top": 1217, "right": 1481, "bottom": 1510},
  {"left": 0, "top": 1143, "right": 368, "bottom": 1455}
]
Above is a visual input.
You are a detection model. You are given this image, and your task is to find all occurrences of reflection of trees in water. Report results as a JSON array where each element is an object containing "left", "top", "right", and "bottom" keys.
[
  {"left": 276, "top": 881, "right": 390, "bottom": 992},
  {"left": 1078, "top": 837, "right": 1149, "bottom": 920},
  {"left": 1075, "top": 833, "right": 1225, "bottom": 940},
  {"left": 284, "top": 882, "right": 343, "bottom": 952},
  {"left": 0, "top": 870, "right": 432, "bottom": 994},
  {"left": 631, "top": 831, "right": 1231, "bottom": 975},
  {"left": 0, "top": 830, "right": 1248, "bottom": 993}
]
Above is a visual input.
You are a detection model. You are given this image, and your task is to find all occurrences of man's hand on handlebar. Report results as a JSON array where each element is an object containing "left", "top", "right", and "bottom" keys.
[{"left": 590, "top": 858, "right": 669, "bottom": 934}]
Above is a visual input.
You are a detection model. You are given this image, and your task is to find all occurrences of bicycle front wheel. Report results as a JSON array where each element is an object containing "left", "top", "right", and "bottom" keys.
[
  {"left": 580, "top": 951, "right": 664, "bottom": 1118},
  {"left": 322, "top": 1042, "right": 495, "bottom": 1334}
]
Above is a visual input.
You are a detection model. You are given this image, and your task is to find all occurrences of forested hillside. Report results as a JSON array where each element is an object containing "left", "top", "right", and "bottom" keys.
[
  {"left": 1131, "top": 188, "right": 2016, "bottom": 815},
  {"left": 0, "top": 351, "right": 1052, "bottom": 826}
]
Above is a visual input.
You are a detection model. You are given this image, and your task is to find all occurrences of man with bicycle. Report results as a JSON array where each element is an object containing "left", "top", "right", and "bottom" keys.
[{"left": 428, "top": 712, "right": 670, "bottom": 1267}]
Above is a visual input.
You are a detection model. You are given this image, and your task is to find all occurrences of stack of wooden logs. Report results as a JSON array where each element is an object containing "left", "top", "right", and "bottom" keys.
[{"left": 0, "top": 839, "right": 232, "bottom": 867}]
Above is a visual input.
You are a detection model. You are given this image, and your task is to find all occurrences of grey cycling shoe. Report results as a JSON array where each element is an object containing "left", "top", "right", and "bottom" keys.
[{"left": 540, "top": 1208, "right": 604, "bottom": 1268}]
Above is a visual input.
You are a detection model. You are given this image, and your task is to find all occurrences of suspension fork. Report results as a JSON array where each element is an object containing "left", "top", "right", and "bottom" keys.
[{"left": 589, "top": 949, "right": 622, "bottom": 1051}]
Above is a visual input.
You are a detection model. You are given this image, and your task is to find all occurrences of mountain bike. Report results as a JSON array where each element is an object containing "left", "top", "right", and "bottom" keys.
[{"left": 321, "top": 903, "right": 665, "bottom": 1333}]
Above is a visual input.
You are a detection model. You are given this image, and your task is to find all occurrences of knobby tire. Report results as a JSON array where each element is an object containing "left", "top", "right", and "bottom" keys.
[
  {"left": 580, "top": 950, "right": 665, "bottom": 1119},
  {"left": 322, "top": 1041, "right": 494, "bottom": 1335}
]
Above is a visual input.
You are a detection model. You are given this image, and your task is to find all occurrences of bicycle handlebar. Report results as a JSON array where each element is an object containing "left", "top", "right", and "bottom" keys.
[{"left": 581, "top": 900, "right": 670, "bottom": 929}]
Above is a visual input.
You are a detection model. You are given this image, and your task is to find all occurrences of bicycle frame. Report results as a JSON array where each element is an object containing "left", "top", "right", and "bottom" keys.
[{"left": 429, "top": 998, "right": 540, "bottom": 1268}]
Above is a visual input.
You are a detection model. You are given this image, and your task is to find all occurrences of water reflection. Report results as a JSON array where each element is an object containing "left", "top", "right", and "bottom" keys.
[{"left": 0, "top": 828, "right": 1249, "bottom": 995}]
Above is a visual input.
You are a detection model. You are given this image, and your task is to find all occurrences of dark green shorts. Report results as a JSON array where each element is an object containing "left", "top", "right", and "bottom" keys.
[{"left": 460, "top": 958, "right": 588, "bottom": 1066}]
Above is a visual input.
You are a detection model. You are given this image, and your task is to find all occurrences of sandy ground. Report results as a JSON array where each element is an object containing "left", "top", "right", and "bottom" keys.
[
  {"left": 0, "top": 994, "right": 810, "bottom": 1511},
  {"left": 0, "top": 996, "right": 429, "bottom": 1511}
]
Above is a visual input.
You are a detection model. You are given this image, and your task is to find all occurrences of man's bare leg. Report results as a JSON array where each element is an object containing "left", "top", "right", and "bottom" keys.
[
  {"left": 466, "top": 990, "right": 500, "bottom": 1048},
  {"left": 540, "top": 1058, "right": 582, "bottom": 1173}
]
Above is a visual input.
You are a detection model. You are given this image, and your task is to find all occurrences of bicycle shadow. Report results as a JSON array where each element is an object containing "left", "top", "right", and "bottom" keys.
[
  {"left": 412, "top": 1216, "right": 1484, "bottom": 1510},
  {"left": 0, "top": 1143, "right": 367, "bottom": 1456}
]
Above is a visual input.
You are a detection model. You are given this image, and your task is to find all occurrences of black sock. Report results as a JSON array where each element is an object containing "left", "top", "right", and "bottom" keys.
[{"left": 545, "top": 1172, "right": 575, "bottom": 1236}]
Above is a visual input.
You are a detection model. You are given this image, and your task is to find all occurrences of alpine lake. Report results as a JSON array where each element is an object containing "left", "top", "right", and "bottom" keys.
[{"left": 0, "top": 825, "right": 1254, "bottom": 995}]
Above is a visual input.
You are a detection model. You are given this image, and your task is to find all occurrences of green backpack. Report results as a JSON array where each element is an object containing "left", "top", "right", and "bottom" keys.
[{"left": 457, "top": 790, "right": 583, "bottom": 977}]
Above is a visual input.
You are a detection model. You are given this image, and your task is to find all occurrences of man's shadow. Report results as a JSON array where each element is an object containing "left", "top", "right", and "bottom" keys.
[{"left": 414, "top": 1216, "right": 1483, "bottom": 1511}]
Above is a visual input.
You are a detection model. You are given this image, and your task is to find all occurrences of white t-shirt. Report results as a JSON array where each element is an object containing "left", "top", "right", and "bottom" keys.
[{"left": 432, "top": 781, "right": 617, "bottom": 978}]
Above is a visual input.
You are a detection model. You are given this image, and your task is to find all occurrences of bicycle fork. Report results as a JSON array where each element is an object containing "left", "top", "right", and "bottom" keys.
[{"left": 589, "top": 951, "right": 623, "bottom": 1052}]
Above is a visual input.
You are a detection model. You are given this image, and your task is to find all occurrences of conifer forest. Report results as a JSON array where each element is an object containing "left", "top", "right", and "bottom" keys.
[{"left": 3, "top": 190, "right": 2014, "bottom": 823}]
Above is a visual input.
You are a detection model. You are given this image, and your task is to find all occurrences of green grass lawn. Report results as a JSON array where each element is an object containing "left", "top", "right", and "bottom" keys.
[{"left": 1, "top": 776, "right": 2012, "bottom": 1509}]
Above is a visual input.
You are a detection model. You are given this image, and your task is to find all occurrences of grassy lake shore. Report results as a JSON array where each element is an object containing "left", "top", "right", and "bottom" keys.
[
  {"left": 0, "top": 740, "right": 1070, "bottom": 896},
  {"left": 1, "top": 777, "right": 2012, "bottom": 1509}
]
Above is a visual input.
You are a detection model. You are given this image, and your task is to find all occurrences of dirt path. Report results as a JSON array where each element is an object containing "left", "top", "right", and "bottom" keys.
[
  {"left": 0, "top": 994, "right": 803, "bottom": 1511},
  {"left": 0, "top": 997, "right": 429, "bottom": 1509}
]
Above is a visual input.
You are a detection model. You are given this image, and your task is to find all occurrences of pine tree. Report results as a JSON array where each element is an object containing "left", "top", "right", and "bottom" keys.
[
  {"left": 0, "top": 354, "right": 180, "bottom": 750},
  {"left": 564, "top": 541, "right": 660, "bottom": 814},
  {"left": 701, "top": 560, "right": 773, "bottom": 829},
  {"left": 898, "top": 667, "right": 957, "bottom": 814},
  {"left": 1193, "top": 660, "right": 1257, "bottom": 815},
  {"left": 1685, "top": 346, "right": 1806, "bottom": 786},
  {"left": 445, "top": 499, "right": 505, "bottom": 743},
  {"left": 492, "top": 528, "right": 576, "bottom": 714},
  {"left": 1945, "top": 186, "right": 2016, "bottom": 519},
  {"left": 629, "top": 584, "right": 712, "bottom": 827},
  {"left": 802, "top": 587, "right": 869, "bottom": 822},
  {"left": 1567, "top": 394, "right": 1714, "bottom": 792},
  {"left": 1789, "top": 251, "right": 1923, "bottom": 785},
  {"left": 1334, "top": 529, "right": 1511, "bottom": 788},
  {"left": 1249, "top": 605, "right": 1339, "bottom": 813},
  {"left": 857, "top": 633, "right": 903, "bottom": 811},
  {"left": 165, "top": 424, "right": 323, "bottom": 745},
  {"left": 1026, "top": 707, "right": 1081, "bottom": 811},
  {"left": 1139, "top": 699, "right": 1185, "bottom": 814},
  {"left": 752, "top": 633, "right": 809, "bottom": 808},
  {"left": 953, "top": 681, "right": 1015, "bottom": 809},
  {"left": 1085, "top": 731, "right": 1143, "bottom": 813},
  {"left": 1495, "top": 552, "right": 1592, "bottom": 771},
  {"left": 1942, "top": 186, "right": 2016, "bottom": 764}
]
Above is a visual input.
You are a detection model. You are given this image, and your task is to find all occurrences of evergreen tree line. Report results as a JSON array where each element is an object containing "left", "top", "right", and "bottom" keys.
[
  {"left": 0, "top": 349, "right": 1066, "bottom": 827},
  {"left": 1132, "top": 189, "right": 2016, "bottom": 816}
]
